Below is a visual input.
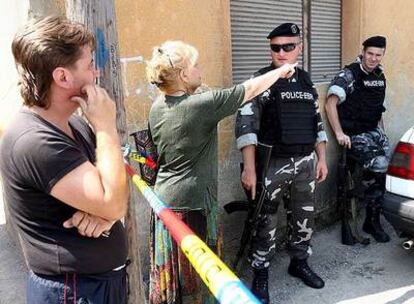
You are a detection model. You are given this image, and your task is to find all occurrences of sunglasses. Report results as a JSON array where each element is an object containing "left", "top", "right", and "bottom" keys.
[{"left": 270, "top": 42, "right": 300, "bottom": 53}]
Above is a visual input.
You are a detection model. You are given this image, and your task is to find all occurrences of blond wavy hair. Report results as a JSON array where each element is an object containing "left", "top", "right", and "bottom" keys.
[{"left": 146, "top": 40, "right": 199, "bottom": 92}]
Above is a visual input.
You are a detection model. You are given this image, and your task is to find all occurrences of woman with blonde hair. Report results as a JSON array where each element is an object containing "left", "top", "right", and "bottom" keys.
[{"left": 146, "top": 40, "right": 296, "bottom": 303}]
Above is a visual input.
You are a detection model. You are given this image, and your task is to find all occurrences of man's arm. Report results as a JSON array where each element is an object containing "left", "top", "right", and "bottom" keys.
[
  {"left": 315, "top": 141, "right": 328, "bottom": 183},
  {"left": 63, "top": 211, "right": 115, "bottom": 238},
  {"left": 325, "top": 95, "right": 351, "bottom": 148},
  {"left": 237, "top": 64, "right": 292, "bottom": 198},
  {"left": 325, "top": 68, "right": 355, "bottom": 148},
  {"left": 241, "top": 145, "right": 256, "bottom": 200},
  {"left": 241, "top": 63, "right": 296, "bottom": 104},
  {"left": 312, "top": 92, "right": 329, "bottom": 182},
  {"left": 236, "top": 86, "right": 266, "bottom": 199},
  {"left": 51, "top": 86, "right": 128, "bottom": 222}
]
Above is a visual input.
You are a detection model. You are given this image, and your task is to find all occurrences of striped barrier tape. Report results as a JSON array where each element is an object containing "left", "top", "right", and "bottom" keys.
[
  {"left": 128, "top": 151, "right": 157, "bottom": 169},
  {"left": 124, "top": 162, "right": 260, "bottom": 304}
]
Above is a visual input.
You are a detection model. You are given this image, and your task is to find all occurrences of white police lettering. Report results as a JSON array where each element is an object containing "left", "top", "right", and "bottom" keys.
[
  {"left": 280, "top": 91, "right": 313, "bottom": 101},
  {"left": 363, "top": 80, "right": 385, "bottom": 87}
]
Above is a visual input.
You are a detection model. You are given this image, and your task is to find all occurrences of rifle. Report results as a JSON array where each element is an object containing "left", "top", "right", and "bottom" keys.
[
  {"left": 224, "top": 143, "right": 273, "bottom": 270},
  {"left": 338, "top": 148, "right": 370, "bottom": 245}
]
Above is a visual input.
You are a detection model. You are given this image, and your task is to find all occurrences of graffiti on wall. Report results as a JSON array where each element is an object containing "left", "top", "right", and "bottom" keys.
[
  {"left": 120, "top": 55, "right": 159, "bottom": 101},
  {"left": 120, "top": 55, "right": 144, "bottom": 97}
]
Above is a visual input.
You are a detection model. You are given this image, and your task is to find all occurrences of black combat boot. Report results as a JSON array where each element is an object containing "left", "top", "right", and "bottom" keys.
[
  {"left": 362, "top": 205, "right": 390, "bottom": 243},
  {"left": 288, "top": 259, "right": 325, "bottom": 289},
  {"left": 251, "top": 268, "right": 269, "bottom": 304}
]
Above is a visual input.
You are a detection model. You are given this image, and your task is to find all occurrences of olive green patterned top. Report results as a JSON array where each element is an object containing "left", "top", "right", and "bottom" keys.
[{"left": 149, "top": 85, "right": 245, "bottom": 210}]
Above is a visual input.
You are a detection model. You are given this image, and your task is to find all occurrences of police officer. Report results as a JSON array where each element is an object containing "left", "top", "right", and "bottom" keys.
[
  {"left": 235, "top": 23, "right": 328, "bottom": 303},
  {"left": 325, "top": 36, "right": 391, "bottom": 243}
]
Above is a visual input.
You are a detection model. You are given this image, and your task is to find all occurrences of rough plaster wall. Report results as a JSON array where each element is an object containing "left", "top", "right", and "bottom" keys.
[
  {"left": 115, "top": 0, "right": 232, "bottom": 132},
  {"left": 341, "top": 0, "right": 362, "bottom": 66},
  {"left": 361, "top": 0, "right": 414, "bottom": 148},
  {"left": 28, "top": 0, "right": 65, "bottom": 18}
]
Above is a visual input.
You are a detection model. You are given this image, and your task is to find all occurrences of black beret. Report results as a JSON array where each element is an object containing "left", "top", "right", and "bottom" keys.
[
  {"left": 362, "top": 36, "right": 386, "bottom": 48},
  {"left": 267, "top": 23, "right": 301, "bottom": 39}
]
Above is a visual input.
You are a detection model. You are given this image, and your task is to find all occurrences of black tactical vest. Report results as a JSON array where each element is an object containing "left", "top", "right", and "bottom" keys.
[
  {"left": 338, "top": 62, "right": 386, "bottom": 135},
  {"left": 258, "top": 68, "right": 317, "bottom": 157}
]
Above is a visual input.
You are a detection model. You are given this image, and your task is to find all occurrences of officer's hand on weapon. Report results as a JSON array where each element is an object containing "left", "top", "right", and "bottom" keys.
[
  {"left": 277, "top": 62, "right": 298, "bottom": 79},
  {"left": 316, "top": 160, "right": 328, "bottom": 183},
  {"left": 241, "top": 166, "right": 257, "bottom": 200},
  {"left": 336, "top": 131, "right": 351, "bottom": 149}
]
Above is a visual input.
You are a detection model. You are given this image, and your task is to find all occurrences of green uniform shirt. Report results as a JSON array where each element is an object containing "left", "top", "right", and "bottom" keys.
[{"left": 149, "top": 85, "right": 245, "bottom": 210}]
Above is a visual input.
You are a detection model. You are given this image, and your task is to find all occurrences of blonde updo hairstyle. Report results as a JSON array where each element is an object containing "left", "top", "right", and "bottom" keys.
[{"left": 146, "top": 40, "right": 199, "bottom": 92}]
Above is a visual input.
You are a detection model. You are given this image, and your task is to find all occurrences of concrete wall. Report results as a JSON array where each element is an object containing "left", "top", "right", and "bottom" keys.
[{"left": 342, "top": 0, "right": 414, "bottom": 148}]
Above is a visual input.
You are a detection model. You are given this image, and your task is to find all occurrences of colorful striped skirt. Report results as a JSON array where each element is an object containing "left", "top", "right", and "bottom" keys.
[{"left": 148, "top": 208, "right": 222, "bottom": 304}]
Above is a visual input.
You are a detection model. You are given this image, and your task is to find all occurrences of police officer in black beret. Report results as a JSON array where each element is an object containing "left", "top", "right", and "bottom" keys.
[
  {"left": 325, "top": 36, "right": 391, "bottom": 243},
  {"left": 235, "top": 23, "right": 328, "bottom": 303}
]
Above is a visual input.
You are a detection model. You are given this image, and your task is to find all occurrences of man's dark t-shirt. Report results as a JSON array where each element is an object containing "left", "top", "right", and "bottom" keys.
[{"left": 0, "top": 108, "right": 128, "bottom": 275}]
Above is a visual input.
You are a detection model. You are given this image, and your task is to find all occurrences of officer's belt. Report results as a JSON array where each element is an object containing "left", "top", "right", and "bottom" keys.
[{"left": 271, "top": 143, "right": 314, "bottom": 158}]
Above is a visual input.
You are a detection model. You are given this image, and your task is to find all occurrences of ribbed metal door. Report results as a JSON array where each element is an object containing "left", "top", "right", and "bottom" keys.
[
  {"left": 230, "top": 0, "right": 303, "bottom": 84},
  {"left": 310, "top": 0, "right": 342, "bottom": 83}
]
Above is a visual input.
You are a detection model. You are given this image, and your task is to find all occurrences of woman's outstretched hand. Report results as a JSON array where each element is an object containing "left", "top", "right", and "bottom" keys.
[{"left": 277, "top": 62, "right": 298, "bottom": 79}]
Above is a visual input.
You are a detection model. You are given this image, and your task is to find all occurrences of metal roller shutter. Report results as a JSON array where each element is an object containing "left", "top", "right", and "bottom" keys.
[
  {"left": 310, "top": 0, "right": 342, "bottom": 83},
  {"left": 230, "top": 0, "right": 303, "bottom": 84}
]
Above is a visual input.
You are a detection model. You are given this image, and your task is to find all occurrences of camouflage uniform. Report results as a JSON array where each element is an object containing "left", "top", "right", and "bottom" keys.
[
  {"left": 328, "top": 56, "right": 391, "bottom": 243},
  {"left": 328, "top": 57, "right": 390, "bottom": 207},
  {"left": 236, "top": 67, "right": 327, "bottom": 269},
  {"left": 249, "top": 154, "right": 316, "bottom": 268},
  {"left": 349, "top": 127, "right": 391, "bottom": 174}
]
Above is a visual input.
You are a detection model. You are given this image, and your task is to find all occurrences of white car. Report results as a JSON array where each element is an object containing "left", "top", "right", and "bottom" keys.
[{"left": 383, "top": 126, "right": 414, "bottom": 249}]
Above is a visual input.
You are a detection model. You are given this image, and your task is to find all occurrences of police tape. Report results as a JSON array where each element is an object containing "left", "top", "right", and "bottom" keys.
[
  {"left": 128, "top": 151, "right": 157, "bottom": 169},
  {"left": 124, "top": 163, "right": 260, "bottom": 304}
]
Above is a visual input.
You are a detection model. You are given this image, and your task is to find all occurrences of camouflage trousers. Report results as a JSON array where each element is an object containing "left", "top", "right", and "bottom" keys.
[
  {"left": 349, "top": 127, "right": 391, "bottom": 173},
  {"left": 249, "top": 153, "right": 316, "bottom": 269},
  {"left": 349, "top": 127, "right": 391, "bottom": 207}
]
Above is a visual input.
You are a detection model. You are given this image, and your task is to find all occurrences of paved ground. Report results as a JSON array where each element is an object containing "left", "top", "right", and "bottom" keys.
[
  {"left": 0, "top": 224, "right": 27, "bottom": 304},
  {"left": 1, "top": 190, "right": 414, "bottom": 303},
  {"left": 232, "top": 219, "right": 414, "bottom": 304},
  {"left": 0, "top": 185, "right": 27, "bottom": 304}
]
